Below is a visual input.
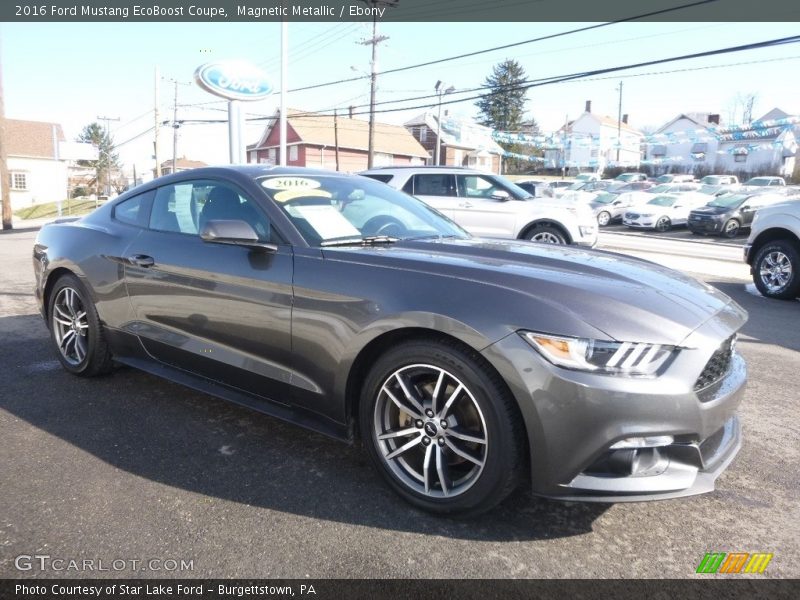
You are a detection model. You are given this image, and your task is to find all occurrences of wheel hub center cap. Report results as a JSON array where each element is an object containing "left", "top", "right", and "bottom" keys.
[{"left": 423, "top": 421, "right": 438, "bottom": 437}]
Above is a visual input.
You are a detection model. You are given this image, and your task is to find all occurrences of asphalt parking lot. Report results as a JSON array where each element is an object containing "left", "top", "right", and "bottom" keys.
[{"left": 1, "top": 225, "right": 798, "bottom": 579}]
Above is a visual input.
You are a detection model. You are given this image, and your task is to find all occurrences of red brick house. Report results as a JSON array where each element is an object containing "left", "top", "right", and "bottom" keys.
[{"left": 247, "top": 109, "right": 428, "bottom": 172}]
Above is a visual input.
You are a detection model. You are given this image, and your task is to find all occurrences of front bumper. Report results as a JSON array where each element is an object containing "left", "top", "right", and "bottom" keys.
[
  {"left": 623, "top": 217, "right": 655, "bottom": 229},
  {"left": 572, "top": 224, "right": 598, "bottom": 248},
  {"left": 688, "top": 218, "right": 724, "bottom": 234},
  {"left": 481, "top": 307, "right": 747, "bottom": 502}
]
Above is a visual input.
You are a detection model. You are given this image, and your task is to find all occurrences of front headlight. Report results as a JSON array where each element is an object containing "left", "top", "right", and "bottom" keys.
[
  {"left": 638, "top": 212, "right": 653, "bottom": 218},
  {"left": 520, "top": 331, "right": 676, "bottom": 376}
]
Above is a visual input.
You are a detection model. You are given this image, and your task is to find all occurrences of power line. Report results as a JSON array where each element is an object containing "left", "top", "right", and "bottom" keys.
[
  {"left": 285, "top": 0, "right": 720, "bottom": 94},
  {"left": 326, "top": 34, "right": 800, "bottom": 119}
]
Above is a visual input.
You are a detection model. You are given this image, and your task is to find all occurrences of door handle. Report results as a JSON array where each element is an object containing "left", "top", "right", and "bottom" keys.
[
  {"left": 127, "top": 254, "right": 155, "bottom": 268},
  {"left": 459, "top": 202, "right": 474, "bottom": 208}
]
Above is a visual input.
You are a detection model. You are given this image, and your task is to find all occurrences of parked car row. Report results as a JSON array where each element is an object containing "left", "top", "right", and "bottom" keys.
[{"left": 361, "top": 167, "right": 797, "bottom": 247}]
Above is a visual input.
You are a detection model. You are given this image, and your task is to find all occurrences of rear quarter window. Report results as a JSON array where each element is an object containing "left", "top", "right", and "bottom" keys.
[{"left": 112, "top": 190, "right": 154, "bottom": 226}]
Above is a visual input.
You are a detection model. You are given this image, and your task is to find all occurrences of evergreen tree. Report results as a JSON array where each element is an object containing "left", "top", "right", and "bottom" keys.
[
  {"left": 77, "top": 122, "right": 121, "bottom": 196},
  {"left": 476, "top": 59, "right": 528, "bottom": 131},
  {"left": 476, "top": 60, "right": 541, "bottom": 174}
]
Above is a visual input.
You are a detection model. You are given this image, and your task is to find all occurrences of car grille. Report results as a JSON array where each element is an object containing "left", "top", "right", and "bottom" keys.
[
  {"left": 694, "top": 335, "right": 736, "bottom": 392},
  {"left": 626, "top": 213, "right": 640, "bottom": 219}
]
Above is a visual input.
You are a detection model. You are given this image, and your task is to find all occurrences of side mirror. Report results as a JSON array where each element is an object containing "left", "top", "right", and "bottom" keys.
[
  {"left": 613, "top": 200, "right": 621, "bottom": 205},
  {"left": 491, "top": 189, "right": 511, "bottom": 201},
  {"left": 200, "top": 219, "right": 277, "bottom": 252},
  {"left": 741, "top": 205, "right": 752, "bottom": 212}
]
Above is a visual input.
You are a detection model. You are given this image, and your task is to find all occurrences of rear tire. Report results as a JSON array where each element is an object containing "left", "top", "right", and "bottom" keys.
[
  {"left": 359, "top": 339, "right": 524, "bottom": 516},
  {"left": 752, "top": 241, "right": 800, "bottom": 300},
  {"left": 526, "top": 224, "right": 567, "bottom": 244},
  {"left": 597, "top": 211, "right": 611, "bottom": 227},
  {"left": 48, "top": 273, "right": 114, "bottom": 376}
]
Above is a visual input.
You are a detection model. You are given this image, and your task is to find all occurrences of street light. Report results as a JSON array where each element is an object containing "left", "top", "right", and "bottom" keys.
[{"left": 434, "top": 80, "right": 455, "bottom": 165}]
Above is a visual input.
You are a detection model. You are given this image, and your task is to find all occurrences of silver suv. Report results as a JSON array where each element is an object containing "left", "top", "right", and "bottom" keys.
[
  {"left": 744, "top": 197, "right": 800, "bottom": 299},
  {"left": 361, "top": 167, "right": 598, "bottom": 247}
]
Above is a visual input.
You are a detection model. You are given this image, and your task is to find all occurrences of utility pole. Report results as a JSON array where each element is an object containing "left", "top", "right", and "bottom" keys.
[
  {"left": 0, "top": 46, "right": 11, "bottom": 230},
  {"left": 97, "top": 115, "right": 120, "bottom": 196},
  {"left": 154, "top": 66, "right": 161, "bottom": 178},
  {"left": 359, "top": 2, "right": 390, "bottom": 169},
  {"left": 172, "top": 80, "right": 179, "bottom": 172},
  {"left": 334, "top": 109, "right": 340, "bottom": 171},
  {"left": 616, "top": 81, "right": 623, "bottom": 164},
  {"left": 279, "top": 14, "right": 288, "bottom": 166}
]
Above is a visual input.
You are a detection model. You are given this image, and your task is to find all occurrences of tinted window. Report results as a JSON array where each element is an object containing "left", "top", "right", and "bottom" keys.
[
  {"left": 149, "top": 180, "right": 271, "bottom": 241},
  {"left": 412, "top": 174, "right": 456, "bottom": 196},
  {"left": 113, "top": 190, "right": 153, "bottom": 226}
]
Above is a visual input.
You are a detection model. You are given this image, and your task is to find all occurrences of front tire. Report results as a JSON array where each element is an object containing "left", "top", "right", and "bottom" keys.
[
  {"left": 722, "top": 219, "right": 740, "bottom": 238},
  {"left": 359, "top": 339, "right": 524, "bottom": 516},
  {"left": 526, "top": 224, "right": 567, "bottom": 244},
  {"left": 654, "top": 216, "right": 671, "bottom": 233},
  {"left": 753, "top": 241, "right": 800, "bottom": 300},
  {"left": 597, "top": 211, "right": 611, "bottom": 227},
  {"left": 48, "top": 274, "right": 114, "bottom": 376}
]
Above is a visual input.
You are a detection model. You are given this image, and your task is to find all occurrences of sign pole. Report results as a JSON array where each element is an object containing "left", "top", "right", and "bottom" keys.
[{"left": 228, "top": 100, "right": 242, "bottom": 164}]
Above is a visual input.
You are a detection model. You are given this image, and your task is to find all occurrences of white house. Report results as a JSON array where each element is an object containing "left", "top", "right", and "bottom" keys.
[
  {"left": 714, "top": 108, "right": 797, "bottom": 177},
  {"left": 644, "top": 112, "right": 721, "bottom": 175},
  {"left": 5, "top": 120, "right": 70, "bottom": 209},
  {"left": 404, "top": 112, "right": 504, "bottom": 174},
  {"left": 545, "top": 101, "right": 642, "bottom": 173}
]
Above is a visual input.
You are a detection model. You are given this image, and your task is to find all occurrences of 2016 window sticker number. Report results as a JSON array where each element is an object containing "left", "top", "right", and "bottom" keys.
[{"left": 262, "top": 177, "right": 321, "bottom": 191}]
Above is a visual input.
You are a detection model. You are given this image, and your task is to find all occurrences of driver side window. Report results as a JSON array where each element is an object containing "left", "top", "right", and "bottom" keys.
[
  {"left": 149, "top": 180, "right": 272, "bottom": 242},
  {"left": 456, "top": 175, "right": 502, "bottom": 199}
]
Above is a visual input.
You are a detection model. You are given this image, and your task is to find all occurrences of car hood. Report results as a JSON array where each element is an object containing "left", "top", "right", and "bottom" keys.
[
  {"left": 690, "top": 205, "right": 734, "bottom": 216},
  {"left": 324, "top": 238, "right": 740, "bottom": 346}
]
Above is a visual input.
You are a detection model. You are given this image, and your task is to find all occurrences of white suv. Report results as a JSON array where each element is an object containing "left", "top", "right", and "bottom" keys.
[
  {"left": 360, "top": 167, "right": 598, "bottom": 247},
  {"left": 744, "top": 197, "right": 800, "bottom": 299}
]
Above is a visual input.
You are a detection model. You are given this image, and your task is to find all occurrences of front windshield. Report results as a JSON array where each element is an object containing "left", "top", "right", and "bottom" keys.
[
  {"left": 699, "top": 184, "right": 721, "bottom": 195},
  {"left": 648, "top": 184, "right": 673, "bottom": 194},
  {"left": 647, "top": 195, "right": 676, "bottom": 207},
  {"left": 701, "top": 176, "right": 722, "bottom": 185},
  {"left": 708, "top": 194, "right": 747, "bottom": 208},
  {"left": 744, "top": 178, "right": 769, "bottom": 186},
  {"left": 259, "top": 174, "right": 469, "bottom": 245},
  {"left": 656, "top": 175, "right": 673, "bottom": 183},
  {"left": 567, "top": 181, "right": 585, "bottom": 191},
  {"left": 485, "top": 175, "right": 535, "bottom": 199},
  {"left": 593, "top": 192, "right": 617, "bottom": 204}
]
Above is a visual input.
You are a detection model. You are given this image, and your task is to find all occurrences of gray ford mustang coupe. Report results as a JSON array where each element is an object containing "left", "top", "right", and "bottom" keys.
[{"left": 33, "top": 166, "right": 747, "bottom": 515}]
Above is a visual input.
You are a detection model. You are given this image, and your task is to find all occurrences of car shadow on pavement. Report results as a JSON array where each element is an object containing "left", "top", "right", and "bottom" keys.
[
  {"left": 706, "top": 280, "right": 800, "bottom": 353},
  {"left": 0, "top": 314, "right": 608, "bottom": 543}
]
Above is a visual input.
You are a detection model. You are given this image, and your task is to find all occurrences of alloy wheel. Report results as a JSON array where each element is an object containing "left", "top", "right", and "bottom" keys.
[
  {"left": 723, "top": 220, "right": 740, "bottom": 238},
  {"left": 597, "top": 211, "right": 611, "bottom": 227},
  {"left": 655, "top": 217, "right": 671, "bottom": 232},
  {"left": 52, "top": 286, "right": 89, "bottom": 366},
  {"left": 372, "top": 364, "right": 488, "bottom": 499},
  {"left": 759, "top": 250, "right": 793, "bottom": 293}
]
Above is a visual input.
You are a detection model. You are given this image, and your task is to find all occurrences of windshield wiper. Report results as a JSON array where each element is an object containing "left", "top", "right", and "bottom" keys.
[{"left": 320, "top": 235, "right": 399, "bottom": 247}]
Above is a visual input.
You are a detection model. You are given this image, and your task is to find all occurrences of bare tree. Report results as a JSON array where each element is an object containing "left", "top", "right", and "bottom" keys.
[{"left": 726, "top": 92, "right": 759, "bottom": 126}]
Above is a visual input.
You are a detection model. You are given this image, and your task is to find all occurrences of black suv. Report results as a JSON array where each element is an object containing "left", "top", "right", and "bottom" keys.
[{"left": 687, "top": 191, "right": 789, "bottom": 238}]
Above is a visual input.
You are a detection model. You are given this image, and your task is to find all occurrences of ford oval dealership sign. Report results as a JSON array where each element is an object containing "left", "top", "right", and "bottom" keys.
[{"left": 194, "top": 60, "right": 273, "bottom": 102}]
